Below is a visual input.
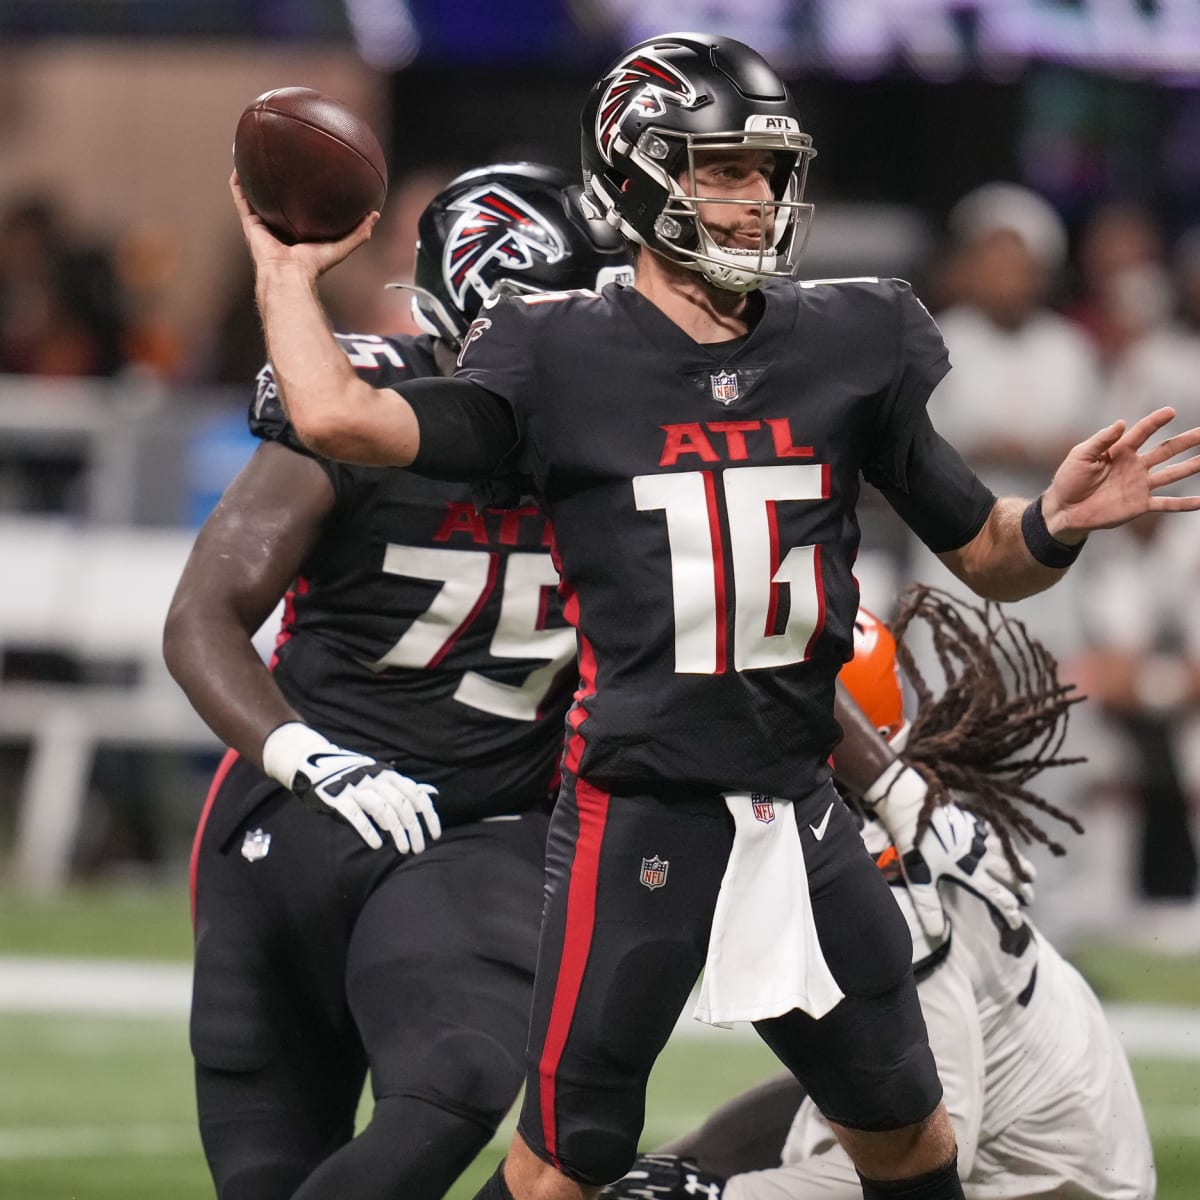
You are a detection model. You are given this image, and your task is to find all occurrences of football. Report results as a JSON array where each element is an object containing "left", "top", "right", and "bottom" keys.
[{"left": 233, "top": 86, "right": 388, "bottom": 244}]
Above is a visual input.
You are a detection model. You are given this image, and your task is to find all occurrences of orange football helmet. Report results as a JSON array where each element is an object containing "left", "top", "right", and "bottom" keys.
[{"left": 841, "top": 608, "right": 906, "bottom": 741}]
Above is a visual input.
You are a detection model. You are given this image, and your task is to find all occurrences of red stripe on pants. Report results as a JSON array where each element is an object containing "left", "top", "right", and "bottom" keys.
[
  {"left": 189, "top": 748, "right": 239, "bottom": 928},
  {"left": 537, "top": 777, "right": 610, "bottom": 1167}
]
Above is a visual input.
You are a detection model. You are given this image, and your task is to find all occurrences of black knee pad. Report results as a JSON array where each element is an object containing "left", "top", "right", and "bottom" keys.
[
  {"left": 549, "top": 1129, "right": 640, "bottom": 1189},
  {"left": 523, "top": 1095, "right": 646, "bottom": 1189},
  {"left": 399, "top": 1027, "right": 525, "bottom": 1127},
  {"left": 199, "top": 1105, "right": 330, "bottom": 1200},
  {"left": 196, "top": 1062, "right": 360, "bottom": 1200}
]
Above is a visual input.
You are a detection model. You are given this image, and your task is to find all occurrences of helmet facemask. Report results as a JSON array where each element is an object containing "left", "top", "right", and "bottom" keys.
[
  {"left": 397, "top": 273, "right": 549, "bottom": 347},
  {"left": 592, "top": 125, "right": 816, "bottom": 293}
]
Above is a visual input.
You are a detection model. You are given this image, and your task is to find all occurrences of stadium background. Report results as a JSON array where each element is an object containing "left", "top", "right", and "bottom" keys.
[{"left": 0, "top": 3, "right": 1198, "bottom": 1197}]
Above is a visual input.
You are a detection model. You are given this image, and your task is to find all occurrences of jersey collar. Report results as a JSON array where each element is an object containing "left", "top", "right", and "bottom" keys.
[{"left": 615, "top": 279, "right": 799, "bottom": 372}]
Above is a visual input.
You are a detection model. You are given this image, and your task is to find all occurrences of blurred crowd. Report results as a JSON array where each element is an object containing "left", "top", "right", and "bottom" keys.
[
  {"left": 1, "top": 171, "right": 1197, "bottom": 951},
  {"left": 0, "top": 170, "right": 455, "bottom": 387},
  {"left": 892, "top": 181, "right": 1200, "bottom": 954},
  {"left": 0, "top": 193, "right": 187, "bottom": 381}
]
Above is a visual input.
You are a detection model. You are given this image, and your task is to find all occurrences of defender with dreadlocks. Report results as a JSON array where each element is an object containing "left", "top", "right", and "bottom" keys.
[{"left": 603, "top": 587, "right": 1156, "bottom": 1200}]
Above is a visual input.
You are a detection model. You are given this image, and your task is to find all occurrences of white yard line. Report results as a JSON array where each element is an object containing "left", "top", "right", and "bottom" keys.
[
  {"left": 1104, "top": 1003, "right": 1200, "bottom": 1061},
  {"left": 0, "top": 957, "right": 190, "bottom": 1018},
  {"left": 2, "top": 957, "right": 1199, "bottom": 1062},
  {"left": 0, "top": 1125, "right": 197, "bottom": 1160}
]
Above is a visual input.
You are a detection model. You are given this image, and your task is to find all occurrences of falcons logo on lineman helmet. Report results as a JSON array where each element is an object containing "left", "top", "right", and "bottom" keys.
[
  {"left": 595, "top": 49, "right": 700, "bottom": 164},
  {"left": 442, "top": 184, "right": 567, "bottom": 310}
]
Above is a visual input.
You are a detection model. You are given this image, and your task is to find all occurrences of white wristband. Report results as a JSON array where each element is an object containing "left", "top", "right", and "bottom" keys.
[
  {"left": 261, "top": 721, "right": 337, "bottom": 789},
  {"left": 863, "top": 761, "right": 929, "bottom": 847}
]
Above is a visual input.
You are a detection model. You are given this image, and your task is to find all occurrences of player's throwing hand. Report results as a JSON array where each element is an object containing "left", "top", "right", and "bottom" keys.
[
  {"left": 262, "top": 721, "right": 441, "bottom": 853},
  {"left": 229, "top": 170, "right": 378, "bottom": 279}
]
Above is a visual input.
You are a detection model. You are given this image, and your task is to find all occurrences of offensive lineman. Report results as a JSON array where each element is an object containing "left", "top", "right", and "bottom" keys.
[
  {"left": 164, "top": 163, "right": 629, "bottom": 1200},
  {"left": 229, "top": 31, "right": 1200, "bottom": 1200},
  {"left": 602, "top": 592, "right": 1156, "bottom": 1200}
]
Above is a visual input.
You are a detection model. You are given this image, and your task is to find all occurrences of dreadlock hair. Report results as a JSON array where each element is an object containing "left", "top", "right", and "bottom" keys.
[{"left": 891, "top": 584, "right": 1085, "bottom": 880}]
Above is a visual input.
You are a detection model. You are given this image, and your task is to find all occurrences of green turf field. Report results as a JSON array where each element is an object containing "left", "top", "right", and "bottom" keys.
[
  {"left": 1, "top": 1012, "right": 1196, "bottom": 1199},
  {"left": 1, "top": 887, "right": 1196, "bottom": 1198},
  {"left": 0, "top": 1013, "right": 781, "bottom": 1199}
]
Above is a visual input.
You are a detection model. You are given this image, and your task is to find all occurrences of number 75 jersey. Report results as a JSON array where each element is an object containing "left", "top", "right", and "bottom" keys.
[
  {"left": 251, "top": 331, "right": 576, "bottom": 826},
  {"left": 456, "top": 279, "right": 954, "bottom": 798}
]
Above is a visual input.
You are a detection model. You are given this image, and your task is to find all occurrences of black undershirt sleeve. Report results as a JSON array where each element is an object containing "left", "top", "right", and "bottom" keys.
[
  {"left": 403, "top": 376, "right": 521, "bottom": 482},
  {"left": 876, "top": 411, "right": 997, "bottom": 553}
]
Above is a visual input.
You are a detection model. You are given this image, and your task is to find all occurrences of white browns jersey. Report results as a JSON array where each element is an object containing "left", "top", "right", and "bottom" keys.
[{"left": 723, "top": 885, "right": 1156, "bottom": 1200}]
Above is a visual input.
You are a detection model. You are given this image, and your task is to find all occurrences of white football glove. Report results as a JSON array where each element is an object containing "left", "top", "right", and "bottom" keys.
[
  {"left": 865, "top": 760, "right": 1035, "bottom": 944},
  {"left": 261, "top": 722, "right": 441, "bottom": 853}
]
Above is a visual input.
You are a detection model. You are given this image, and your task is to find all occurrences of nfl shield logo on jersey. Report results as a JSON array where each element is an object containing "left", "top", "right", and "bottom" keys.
[
  {"left": 240, "top": 828, "right": 271, "bottom": 862},
  {"left": 639, "top": 855, "right": 669, "bottom": 890},
  {"left": 710, "top": 370, "right": 739, "bottom": 405},
  {"left": 751, "top": 794, "right": 776, "bottom": 823}
]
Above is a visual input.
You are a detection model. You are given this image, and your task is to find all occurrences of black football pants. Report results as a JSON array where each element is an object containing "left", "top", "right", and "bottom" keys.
[
  {"left": 190, "top": 751, "right": 548, "bottom": 1200},
  {"left": 517, "top": 771, "right": 942, "bottom": 1187}
]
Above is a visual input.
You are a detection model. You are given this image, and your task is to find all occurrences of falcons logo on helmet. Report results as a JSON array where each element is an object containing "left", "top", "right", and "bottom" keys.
[
  {"left": 595, "top": 50, "right": 699, "bottom": 165},
  {"left": 442, "top": 184, "right": 566, "bottom": 310}
]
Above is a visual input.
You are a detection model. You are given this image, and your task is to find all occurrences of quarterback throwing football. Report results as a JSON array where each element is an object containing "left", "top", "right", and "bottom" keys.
[{"left": 231, "top": 32, "right": 1200, "bottom": 1200}]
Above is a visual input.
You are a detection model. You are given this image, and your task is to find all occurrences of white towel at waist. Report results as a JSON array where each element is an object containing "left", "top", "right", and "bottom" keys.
[{"left": 693, "top": 793, "right": 845, "bottom": 1027}]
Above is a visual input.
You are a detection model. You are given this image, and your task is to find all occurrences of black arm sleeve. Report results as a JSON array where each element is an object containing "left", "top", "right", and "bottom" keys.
[
  {"left": 404, "top": 377, "right": 521, "bottom": 482},
  {"left": 876, "top": 411, "right": 996, "bottom": 553},
  {"left": 861, "top": 281, "right": 951, "bottom": 492}
]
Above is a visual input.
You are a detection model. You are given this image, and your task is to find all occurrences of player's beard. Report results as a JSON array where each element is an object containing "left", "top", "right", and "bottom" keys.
[
  {"left": 643, "top": 212, "right": 775, "bottom": 303},
  {"left": 649, "top": 244, "right": 749, "bottom": 307},
  {"left": 700, "top": 220, "right": 776, "bottom": 300},
  {"left": 708, "top": 217, "right": 776, "bottom": 256}
]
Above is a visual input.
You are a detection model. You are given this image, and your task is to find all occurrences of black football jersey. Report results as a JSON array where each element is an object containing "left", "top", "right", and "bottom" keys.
[
  {"left": 455, "top": 279, "right": 991, "bottom": 798},
  {"left": 251, "top": 331, "right": 576, "bottom": 825}
]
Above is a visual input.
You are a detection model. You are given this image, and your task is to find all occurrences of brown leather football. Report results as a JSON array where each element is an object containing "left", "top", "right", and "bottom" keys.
[{"left": 234, "top": 87, "right": 388, "bottom": 244}]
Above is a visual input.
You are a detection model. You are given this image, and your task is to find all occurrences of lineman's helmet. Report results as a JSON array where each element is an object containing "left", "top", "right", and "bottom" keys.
[{"left": 404, "top": 161, "right": 631, "bottom": 346}]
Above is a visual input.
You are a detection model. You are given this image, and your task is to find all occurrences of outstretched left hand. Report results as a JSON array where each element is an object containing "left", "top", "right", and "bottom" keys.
[{"left": 1042, "top": 407, "right": 1200, "bottom": 542}]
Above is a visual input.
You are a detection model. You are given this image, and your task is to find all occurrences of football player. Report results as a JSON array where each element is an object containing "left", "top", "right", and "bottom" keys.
[
  {"left": 164, "top": 162, "right": 630, "bottom": 1200},
  {"left": 228, "top": 30, "right": 1200, "bottom": 1200},
  {"left": 601, "top": 590, "right": 1157, "bottom": 1200}
]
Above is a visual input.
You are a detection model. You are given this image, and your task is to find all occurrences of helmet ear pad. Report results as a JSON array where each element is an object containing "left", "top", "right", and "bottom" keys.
[{"left": 603, "top": 141, "right": 701, "bottom": 258}]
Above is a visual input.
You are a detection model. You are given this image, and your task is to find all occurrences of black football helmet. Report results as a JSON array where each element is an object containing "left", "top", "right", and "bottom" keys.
[
  {"left": 581, "top": 32, "right": 816, "bottom": 293},
  {"left": 401, "top": 161, "right": 632, "bottom": 346}
]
